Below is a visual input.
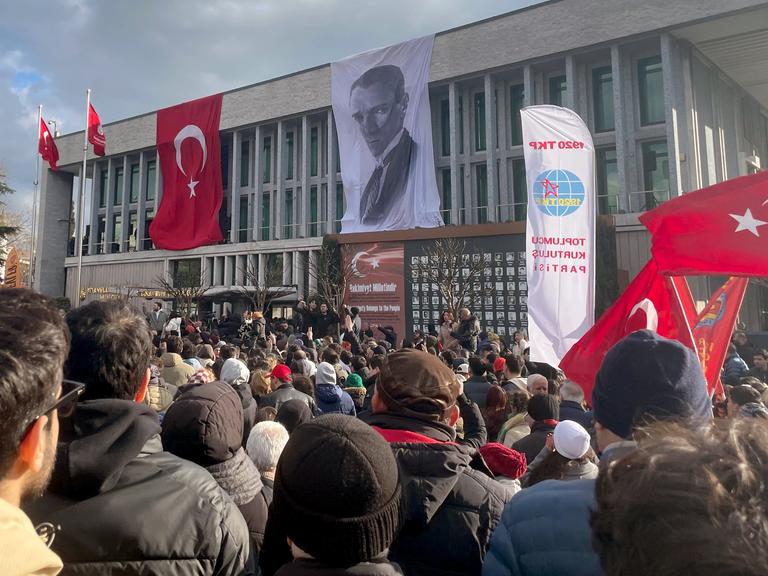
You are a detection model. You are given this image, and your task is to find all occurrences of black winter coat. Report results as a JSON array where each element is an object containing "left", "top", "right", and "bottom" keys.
[
  {"left": 452, "top": 316, "right": 480, "bottom": 352},
  {"left": 261, "top": 383, "right": 319, "bottom": 414},
  {"left": 512, "top": 420, "right": 558, "bottom": 465},
  {"left": 25, "top": 399, "right": 250, "bottom": 576}
]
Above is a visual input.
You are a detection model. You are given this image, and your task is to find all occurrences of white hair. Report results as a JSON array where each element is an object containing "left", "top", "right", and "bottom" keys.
[
  {"left": 246, "top": 421, "right": 289, "bottom": 473},
  {"left": 560, "top": 380, "right": 585, "bottom": 403},
  {"left": 527, "top": 373, "right": 548, "bottom": 392}
]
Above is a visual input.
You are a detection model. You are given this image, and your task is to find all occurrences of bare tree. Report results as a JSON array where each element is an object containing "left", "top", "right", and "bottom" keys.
[
  {"left": 154, "top": 267, "right": 209, "bottom": 317},
  {"left": 411, "top": 237, "right": 495, "bottom": 319},
  {"left": 0, "top": 168, "right": 20, "bottom": 244},
  {"left": 236, "top": 256, "right": 294, "bottom": 313},
  {"left": 308, "top": 238, "right": 355, "bottom": 315}
]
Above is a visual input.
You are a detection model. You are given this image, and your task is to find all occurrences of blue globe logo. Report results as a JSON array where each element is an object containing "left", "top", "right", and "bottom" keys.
[{"left": 532, "top": 169, "right": 585, "bottom": 217}]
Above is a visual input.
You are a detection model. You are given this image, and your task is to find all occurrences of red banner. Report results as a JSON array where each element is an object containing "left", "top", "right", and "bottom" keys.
[
  {"left": 88, "top": 103, "right": 106, "bottom": 157},
  {"left": 150, "top": 94, "right": 224, "bottom": 250},
  {"left": 344, "top": 242, "right": 405, "bottom": 343},
  {"left": 38, "top": 117, "right": 59, "bottom": 170},
  {"left": 693, "top": 277, "right": 749, "bottom": 395}
]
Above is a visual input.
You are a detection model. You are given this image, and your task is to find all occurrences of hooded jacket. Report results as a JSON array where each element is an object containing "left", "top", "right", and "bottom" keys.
[
  {"left": 161, "top": 351, "right": 196, "bottom": 387},
  {"left": 315, "top": 384, "right": 356, "bottom": 416},
  {"left": 220, "top": 358, "right": 259, "bottom": 445},
  {"left": 24, "top": 398, "right": 250, "bottom": 576}
]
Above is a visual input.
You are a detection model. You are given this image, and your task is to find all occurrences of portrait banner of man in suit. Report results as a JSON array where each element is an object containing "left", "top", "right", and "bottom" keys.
[{"left": 332, "top": 35, "right": 444, "bottom": 233}]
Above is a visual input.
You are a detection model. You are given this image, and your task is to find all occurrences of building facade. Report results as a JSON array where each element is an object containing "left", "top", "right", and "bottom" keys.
[{"left": 37, "top": 0, "right": 768, "bottom": 326}]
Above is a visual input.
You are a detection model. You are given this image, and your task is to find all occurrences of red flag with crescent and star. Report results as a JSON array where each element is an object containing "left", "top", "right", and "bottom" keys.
[
  {"left": 87, "top": 103, "right": 106, "bottom": 157},
  {"left": 559, "top": 258, "right": 695, "bottom": 402},
  {"left": 38, "top": 116, "right": 59, "bottom": 171},
  {"left": 150, "top": 93, "right": 224, "bottom": 250},
  {"left": 640, "top": 171, "right": 768, "bottom": 277}
]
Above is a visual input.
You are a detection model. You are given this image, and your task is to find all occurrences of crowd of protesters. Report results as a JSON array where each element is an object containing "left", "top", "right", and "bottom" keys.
[{"left": 1, "top": 288, "right": 767, "bottom": 576}]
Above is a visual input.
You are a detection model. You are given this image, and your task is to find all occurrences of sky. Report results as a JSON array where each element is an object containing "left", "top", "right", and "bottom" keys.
[{"left": 0, "top": 0, "right": 542, "bottom": 215}]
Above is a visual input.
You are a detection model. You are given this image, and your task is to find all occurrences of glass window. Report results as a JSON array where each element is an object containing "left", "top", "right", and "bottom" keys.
[
  {"left": 261, "top": 193, "right": 271, "bottom": 241},
  {"left": 310, "top": 126, "right": 319, "bottom": 177},
  {"left": 548, "top": 75, "right": 567, "bottom": 107},
  {"left": 335, "top": 183, "right": 344, "bottom": 233},
  {"left": 284, "top": 189, "right": 293, "bottom": 239},
  {"left": 286, "top": 132, "right": 294, "bottom": 180},
  {"left": 99, "top": 169, "right": 107, "bottom": 207},
  {"left": 111, "top": 214, "right": 122, "bottom": 253},
  {"left": 474, "top": 92, "right": 486, "bottom": 152},
  {"left": 309, "top": 185, "right": 318, "bottom": 237},
  {"left": 96, "top": 216, "right": 106, "bottom": 254},
  {"left": 221, "top": 142, "right": 229, "bottom": 189},
  {"left": 263, "top": 136, "right": 272, "bottom": 184},
  {"left": 240, "top": 140, "right": 250, "bottom": 187},
  {"left": 113, "top": 166, "right": 124, "bottom": 205},
  {"left": 441, "top": 169, "right": 451, "bottom": 225},
  {"left": 596, "top": 148, "right": 619, "bottom": 214},
  {"left": 512, "top": 158, "right": 527, "bottom": 221},
  {"left": 144, "top": 209, "right": 154, "bottom": 250},
  {"left": 239, "top": 195, "right": 249, "bottom": 242},
  {"left": 129, "top": 164, "right": 139, "bottom": 203},
  {"left": 476, "top": 164, "right": 488, "bottom": 223},
  {"left": 638, "top": 56, "right": 664, "bottom": 126},
  {"left": 440, "top": 99, "right": 451, "bottom": 156},
  {"left": 172, "top": 258, "right": 202, "bottom": 288},
  {"left": 145, "top": 160, "right": 156, "bottom": 202},
  {"left": 128, "top": 212, "right": 137, "bottom": 251},
  {"left": 509, "top": 84, "right": 525, "bottom": 146},
  {"left": 641, "top": 141, "right": 669, "bottom": 211},
  {"left": 592, "top": 67, "right": 614, "bottom": 132}
]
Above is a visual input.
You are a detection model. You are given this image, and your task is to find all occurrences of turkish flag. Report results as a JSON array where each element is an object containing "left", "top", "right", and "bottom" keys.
[
  {"left": 693, "top": 277, "right": 749, "bottom": 395},
  {"left": 88, "top": 103, "right": 106, "bottom": 156},
  {"left": 640, "top": 172, "right": 768, "bottom": 276},
  {"left": 150, "top": 94, "right": 224, "bottom": 250},
  {"left": 38, "top": 117, "right": 59, "bottom": 171},
  {"left": 559, "top": 258, "right": 695, "bottom": 402}
]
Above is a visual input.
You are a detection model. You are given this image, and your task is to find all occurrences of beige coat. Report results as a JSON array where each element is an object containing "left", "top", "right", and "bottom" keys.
[
  {"left": 161, "top": 352, "right": 196, "bottom": 387},
  {"left": 0, "top": 498, "right": 62, "bottom": 576}
]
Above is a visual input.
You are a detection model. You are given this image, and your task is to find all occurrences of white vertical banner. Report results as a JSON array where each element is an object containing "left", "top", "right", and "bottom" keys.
[{"left": 521, "top": 105, "right": 595, "bottom": 366}]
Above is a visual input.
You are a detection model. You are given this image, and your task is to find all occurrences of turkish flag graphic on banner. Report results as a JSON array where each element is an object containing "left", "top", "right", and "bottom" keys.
[
  {"left": 559, "top": 259, "right": 695, "bottom": 402},
  {"left": 38, "top": 117, "right": 59, "bottom": 170},
  {"left": 693, "top": 277, "right": 749, "bottom": 395},
  {"left": 88, "top": 103, "right": 106, "bottom": 156},
  {"left": 640, "top": 171, "right": 768, "bottom": 277},
  {"left": 150, "top": 94, "right": 224, "bottom": 250}
]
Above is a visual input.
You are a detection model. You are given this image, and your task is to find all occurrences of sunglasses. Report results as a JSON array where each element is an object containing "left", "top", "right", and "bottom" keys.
[{"left": 22, "top": 379, "right": 86, "bottom": 439}]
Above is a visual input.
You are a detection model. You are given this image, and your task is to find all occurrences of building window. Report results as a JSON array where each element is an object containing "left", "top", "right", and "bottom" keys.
[
  {"left": 548, "top": 75, "right": 567, "bottom": 107},
  {"left": 239, "top": 195, "right": 249, "bottom": 242},
  {"left": 221, "top": 142, "right": 229, "bottom": 189},
  {"left": 128, "top": 211, "right": 138, "bottom": 251},
  {"left": 335, "top": 183, "right": 344, "bottom": 233},
  {"left": 592, "top": 66, "right": 614, "bottom": 132},
  {"left": 261, "top": 193, "right": 271, "bottom": 241},
  {"left": 284, "top": 189, "right": 294, "bottom": 239},
  {"left": 113, "top": 166, "right": 124, "bottom": 205},
  {"left": 441, "top": 169, "right": 452, "bottom": 225},
  {"left": 263, "top": 136, "right": 272, "bottom": 183},
  {"left": 509, "top": 84, "right": 525, "bottom": 146},
  {"left": 172, "top": 258, "right": 202, "bottom": 290},
  {"left": 111, "top": 214, "right": 122, "bottom": 253},
  {"left": 596, "top": 147, "right": 619, "bottom": 214},
  {"left": 474, "top": 92, "right": 486, "bottom": 152},
  {"left": 240, "top": 140, "right": 250, "bottom": 187},
  {"left": 310, "top": 126, "right": 319, "bottom": 177},
  {"left": 145, "top": 160, "right": 156, "bottom": 202},
  {"left": 641, "top": 140, "right": 669, "bottom": 211},
  {"left": 144, "top": 209, "right": 154, "bottom": 250},
  {"left": 286, "top": 132, "right": 294, "bottom": 180},
  {"left": 129, "top": 164, "right": 139, "bottom": 203},
  {"left": 638, "top": 55, "right": 664, "bottom": 126},
  {"left": 475, "top": 164, "right": 488, "bottom": 223},
  {"left": 96, "top": 216, "right": 106, "bottom": 254},
  {"left": 99, "top": 169, "right": 107, "bottom": 207},
  {"left": 440, "top": 98, "right": 451, "bottom": 156},
  {"left": 512, "top": 159, "right": 527, "bottom": 222},
  {"left": 309, "top": 185, "right": 318, "bottom": 237}
]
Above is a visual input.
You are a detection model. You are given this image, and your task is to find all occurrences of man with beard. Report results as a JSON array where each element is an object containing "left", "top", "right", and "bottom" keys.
[{"left": 0, "top": 288, "right": 73, "bottom": 576}]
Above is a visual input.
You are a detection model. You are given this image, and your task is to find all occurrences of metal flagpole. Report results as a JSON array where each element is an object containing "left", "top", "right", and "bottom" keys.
[
  {"left": 75, "top": 89, "right": 90, "bottom": 307},
  {"left": 29, "top": 104, "right": 42, "bottom": 289}
]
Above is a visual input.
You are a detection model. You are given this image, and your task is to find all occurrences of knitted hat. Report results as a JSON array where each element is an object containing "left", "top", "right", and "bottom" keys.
[
  {"left": 593, "top": 330, "right": 711, "bottom": 439},
  {"left": 273, "top": 415, "right": 401, "bottom": 566},
  {"left": 316, "top": 362, "right": 337, "bottom": 386},
  {"left": 553, "top": 420, "right": 591, "bottom": 460},
  {"left": 270, "top": 363, "right": 292, "bottom": 383},
  {"left": 275, "top": 399, "right": 313, "bottom": 434},
  {"left": 527, "top": 394, "right": 559, "bottom": 422},
  {"left": 346, "top": 373, "right": 364, "bottom": 389},
  {"left": 479, "top": 443, "right": 527, "bottom": 479},
  {"left": 493, "top": 357, "right": 507, "bottom": 373}
]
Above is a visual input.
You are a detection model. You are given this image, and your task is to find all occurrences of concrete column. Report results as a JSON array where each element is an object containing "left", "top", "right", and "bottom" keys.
[
  {"left": 213, "top": 256, "right": 222, "bottom": 287},
  {"left": 565, "top": 55, "right": 577, "bottom": 112},
  {"left": 253, "top": 126, "right": 262, "bottom": 241},
  {"left": 258, "top": 253, "right": 266, "bottom": 286},
  {"left": 235, "top": 254, "right": 245, "bottom": 286},
  {"left": 308, "top": 250, "right": 318, "bottom": 294},
  {"left": 461, "top": 87, "right": 472, "bottom": 224},
  {"left": 224, "top": 255, "right": 233, "bottom": 288},
  {"left": 611, "top": 44, "right": 630, "bottom": 212},
  {"left": 275, "top": 121, "right": 284, "bottom": 240},
  {"left": 36, "top": 169, "right": 73, "bottom": 297},
  {"left": 293, "top": 251, "right": 304, "bottom": 296},
  {"left": 282, "top": 251, "right": 292, "bottom": 285},
  {"left": 326, "top": 110, "right": 336, "bottom": 235},
  {"left": 484, "top": 74, "right": 497, "bottom": 223},
  {"left": 154, "top": 151, "right": 161, "bottom": 212},
  {"left": 88, "top": 160, "right": 99, "bottom": 255},
  {"left": 523, "top": 65, "right": 533, "bottom": 107},
  {"left": 137, "top": 152, "right": 147, "bottom": 251},
  {"left": 120, "top": 156, "right": 129, "bottom": 252},
  {"left": 104, "top": 159, "right": 114, "bottom": 254},
  {"left": 661, "top": 33, "right": 685, "bottom": 198},
  {"left": 300, "top": 115, "right": 309, "bottom": 237},
  {"left": 496, "top": 80, "right": 509, "bottom": 220},
  {"left": 448, "top": 82, "right": 460, "bottom": 226},
  {"left": 230, "top": 130, "right": 240, "bottom": 243}
]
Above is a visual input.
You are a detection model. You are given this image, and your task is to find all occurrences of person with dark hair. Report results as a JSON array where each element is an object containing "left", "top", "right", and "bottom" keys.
[
  {"left": 147, "top": 301, "right": 168, "bottom": 336},
  {"left": 161, "top": 334, "right": 195, "bottom": 387},
  {"left": 483, "top": 385, "right": 510, "bottom": 442},
  {"left": 262, "top": 365, "right": 318, "bottom": 414},
  {"left": 592, "top": 419, "right": 768, "bottom": 576},
  {"left": 501, "top": 355, "right": 527, "bottom": 393},
  {"left": 439, "top": 310, "right": 459, "bottom": 352},
  {"left": 497, "top": 390, "right": 531, "bottom": 446},
  {"left": 26, "top": 301, "right": 250, "bottom": 575},
  {"left": 274, "top": 399, "right": 313, "bottom": 435},
  {"left": 451, "top": 308, "right": 480, "bottom": 354},
  {"left": 723, "top": 343, "right": 749, "bottom": 385},
  {"left": 291, "top": 374, "right": 315, "bottom": 399},
  {"left": 0, "top": 289, "right": 72, "bottom": 576},
  {"left": 256, "top": 406, "right": 278, "bottom": 423},
  {"left": 727, "top": 384, "right": 768, "bottom": 419},
  {"left": 748, "top": 349, "right": 768, "bottom": 383},
  {"left": 522, "top": 420, "right": 597, "bottom": 487},
  {"left": 732, "top": 330, "right": 755, "bottom": 368},
  {"left": 484, "top": 330, "right": 711, "bottom": 576},
  {"left": 349, "top": 306, "right": 362, "bottom": 336},
  {"left": 465, "top": 356, "right": 492, "bottom": 409},
  {"left": 314, "top": 303, "right": 340, "bottom": 339},
  {"left": 511, "top": 394, "right": 559, "bottom": 464}
]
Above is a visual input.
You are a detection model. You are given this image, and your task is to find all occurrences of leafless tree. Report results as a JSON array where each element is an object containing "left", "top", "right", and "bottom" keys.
[
  {"left": 411, "top": 237, "right": 495, "bottom": 319},
  {"left": 309, "top": 239, "right": 355, "bottom": 315},
  {"left": 154, "top": 267, "right": 209, "bottom": 318},
  {"left": 236, "top": 256, "right": 294, "bottom": 313}
]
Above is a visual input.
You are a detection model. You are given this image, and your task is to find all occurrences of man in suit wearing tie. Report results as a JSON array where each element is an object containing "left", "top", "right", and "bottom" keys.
[
  {"left": 147, "top": 301, "right": 168, "bottom": 336},
  {"left": 350, "top": 65, "right": 415, "bottom": 228}
]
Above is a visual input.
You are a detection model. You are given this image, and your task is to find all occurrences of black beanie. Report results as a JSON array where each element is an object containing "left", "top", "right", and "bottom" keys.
[
  {"left": 593, "top": 330, "right": 711, "bottom": 439},
  {"left": 272, "top": 414, "right": 401, "bottom": 566},
  {"left": 527, "top": 394, "right": 560, "bottom": 422}
]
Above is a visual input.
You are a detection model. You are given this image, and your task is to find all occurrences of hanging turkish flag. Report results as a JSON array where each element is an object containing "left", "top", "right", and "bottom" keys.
[
  {"left": 38, "top": 117, "right": 59, "bottom": 171},
  {"left": 88, "top": 103, "right": 106, "bottom": 156},
  {"left": 150, "top": 94, "right": 224, "bottom": 250},
  {"left": 640, "top": 172, "right": 768, "bottom": 276},
  {"left": 559, "top": 258, "right": 695, "bottom": 402},
  {"left": 693, "top": 277, "right": 749, "bottom": 395}
]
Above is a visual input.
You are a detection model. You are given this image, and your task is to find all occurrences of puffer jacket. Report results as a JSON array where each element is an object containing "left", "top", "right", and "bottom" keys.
[
  {"left": 161, "top": 352, "right": 196, "bottom": 387},
  {"left": 723, "top": 352, "right": 749, "bottom": 385},
  {"left": 261, "top": 383, "right": 319, "bottom": 415},
  {"left": 315, "top": 383, "right": 356, "bottom": 416},
  {"left": 24, "top": 398, "right": 250, "bottom": 576},
  {"left": 482, "top": 479, "right": 600, "bottom": 576}
]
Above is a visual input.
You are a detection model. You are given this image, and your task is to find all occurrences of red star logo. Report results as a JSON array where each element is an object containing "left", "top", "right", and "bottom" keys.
[{"left": 540, "top": 178, "right": 559, "bottom": 198}]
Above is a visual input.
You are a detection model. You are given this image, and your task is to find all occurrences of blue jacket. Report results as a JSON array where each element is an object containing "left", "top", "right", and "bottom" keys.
[
  {"left": 315, "top": 384, "right": 357, "bottom": 416},
  {"left": 483, "top": 479, "right": 602, "bottom": 576},
  {"left": 723, "top": 353, "right": 749, "bottom": 386}
]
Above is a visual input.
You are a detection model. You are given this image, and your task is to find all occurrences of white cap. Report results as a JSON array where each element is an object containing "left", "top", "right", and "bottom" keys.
[
  {"left": 553, "top": 420, "right": 591, "bottom": 460},
  {"left": 456, "top": 363, "right": 470, "bottom": 375}
]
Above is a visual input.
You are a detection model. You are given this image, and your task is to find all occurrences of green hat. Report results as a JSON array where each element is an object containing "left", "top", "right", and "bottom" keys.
[{"left": 346, "top": 373, "right": 364, "bottom": 388}]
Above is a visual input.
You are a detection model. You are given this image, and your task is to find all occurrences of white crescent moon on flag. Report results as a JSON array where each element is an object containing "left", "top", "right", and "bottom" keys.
[
  {"left": 628, "top": 298, "right": 659, "bottom": 332},
  {"left": 174, "top": 124, "right": 207, "bottom": 177},
  {"left": 351, "top": 251, "right": 369, "bottom": 278}
]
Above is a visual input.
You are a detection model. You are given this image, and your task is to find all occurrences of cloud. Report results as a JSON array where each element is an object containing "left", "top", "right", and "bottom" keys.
[{"left": 0, "top": 0, "right": 540, "bottom": 213}]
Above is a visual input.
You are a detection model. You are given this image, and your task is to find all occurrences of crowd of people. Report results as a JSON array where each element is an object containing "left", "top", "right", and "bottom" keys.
[{"left": 1, "top": 288, "right": 766, "bottom": 576}]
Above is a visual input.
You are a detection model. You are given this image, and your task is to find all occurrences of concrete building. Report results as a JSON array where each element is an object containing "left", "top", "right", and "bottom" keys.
[{"left": 37, "top": 0, "right": 768, "bottom": 327}]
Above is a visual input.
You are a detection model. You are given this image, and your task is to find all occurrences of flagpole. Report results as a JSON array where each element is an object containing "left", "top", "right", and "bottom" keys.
[
  {"left": 29, "top": 104, "right": 42, "bottom": 289},
  {"left": 75, "top": 89, "right": 90, "bottom": 307}
]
